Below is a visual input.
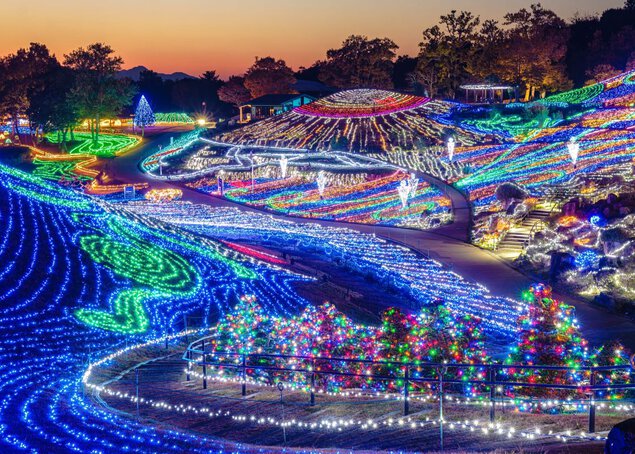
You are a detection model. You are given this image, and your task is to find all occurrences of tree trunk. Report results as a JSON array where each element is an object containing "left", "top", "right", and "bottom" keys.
[
  {"left": 11, "top": 113, "right": 18, "bottom": 136},
  {"left": 524, "top": 86, "right": 531, "bottom": 102},
  {"left": 61, "top": 129, "right": 68, "bottom": 152}
]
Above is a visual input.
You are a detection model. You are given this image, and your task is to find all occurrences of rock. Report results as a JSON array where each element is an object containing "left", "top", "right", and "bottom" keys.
[{"left": 605, "top": 417, "right": 635, "bottom": 453}]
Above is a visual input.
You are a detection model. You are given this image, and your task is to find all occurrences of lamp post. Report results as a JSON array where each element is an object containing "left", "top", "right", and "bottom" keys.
[
  {"left": 567, "top": 137, "right": 580, "bottom": 169},
  {"left": 447, "top": 137, "right": 455, "bottom": 162},
  {"left": 279, "top": 155, "right": 288, "bottom": 179},
  {"left": 316, "top": 171, "right": 327, "bottom": 198},
  {"left": 277, "top": 382, "right": 286, "bottom": 444},
  {"left": 397, "top": 179, "right": 410, "bottom": 209}
]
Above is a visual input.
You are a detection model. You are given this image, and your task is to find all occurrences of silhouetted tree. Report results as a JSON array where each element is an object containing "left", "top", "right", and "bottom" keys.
[
  {"left": 319, "top": 35, "right": 398, "bottom": 89},
  {"left": 137, "top": 70, "right": 170, "bottom": 111},
  {"left": 64, "top": 43, "right": 135, "bottom": 142},
  {"left": 418, "top": 11, "right": 481, "bottom": 99},
  {"left": 0, "top": 43, "right": 57, "bottom": 135},
  {"left": 27, "top": 64, "right": 79, "bottom": 146},
  {"left": 498, "top": 4, "right": 571, "bottom": 100},
  {"left": 243, "top": 57, "right": 296, "bottom": 98},
  {"left": 471, "top": 19, "right": 504, "bottom": 81},
  {"left": 392, "top": 55, "right": 418, "bottom": 90},
  {"left": 585, "top": 64, "right": 622, "bottom": 85},
  {"left": 218, "top": 75, "right": 251, "bottom": 107}
]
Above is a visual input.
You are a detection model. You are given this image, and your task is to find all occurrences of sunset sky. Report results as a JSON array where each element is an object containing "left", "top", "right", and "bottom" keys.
[{"left": 0, "top": 0, "right": 624, "bottom": 78}]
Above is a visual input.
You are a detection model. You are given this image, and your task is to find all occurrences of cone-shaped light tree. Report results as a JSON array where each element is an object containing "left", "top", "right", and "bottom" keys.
[{"left": 134, "top": 95, "right": 155, "bottom": 136}]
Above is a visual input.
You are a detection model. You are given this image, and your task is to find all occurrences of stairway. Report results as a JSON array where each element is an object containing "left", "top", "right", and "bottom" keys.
[{"left": 495, "top": 202, "right": 557, "bottom": 260}]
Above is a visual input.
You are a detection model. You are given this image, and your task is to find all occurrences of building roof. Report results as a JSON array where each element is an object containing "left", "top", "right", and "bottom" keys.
[{"left": 243, "top": 94, "right": 314, "bottom": 107}]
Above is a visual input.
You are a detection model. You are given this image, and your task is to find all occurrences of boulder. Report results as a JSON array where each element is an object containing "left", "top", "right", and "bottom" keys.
[
  {"left": 593, "top": 292, "right": 617, "bottom": 311},
  {"left": 605, "top": 417, "right": 635, "bottom": 453}
]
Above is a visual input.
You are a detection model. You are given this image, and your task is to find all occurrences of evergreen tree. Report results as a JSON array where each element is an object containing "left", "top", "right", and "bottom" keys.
[
  {"left": 505, "top": 284, "right": 591, "bottom": 397},
  {"left": 134, "top": 95, "right": 155, "bottom": 136}
]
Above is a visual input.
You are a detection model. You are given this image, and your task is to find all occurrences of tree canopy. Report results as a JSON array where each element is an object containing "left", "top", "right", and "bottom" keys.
[
  {"left": 218, "top": 76, "right": 252, "bottom": 107},
  {"left": 417, "top": 10, "right": 481, "bottom": 99},
  {"left": 0, "top": 43, "right": 58, "bottom": 134},
  {"left": 499, "top": 4, "right": 572, "bottom": 99},
  {"left": 64, "top": 43, "right": 135, "bottom": 142},
  {"left": 243, "top": 57, "right": 296, "bottom": 98},
  {"left": 319, "top": 35, "right": 398, "bottom": 89}
]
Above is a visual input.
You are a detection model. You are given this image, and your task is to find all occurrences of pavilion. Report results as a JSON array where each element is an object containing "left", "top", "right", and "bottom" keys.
[
  {"left": 239, "top": 93, "right": 315, "bottom": 123},
  {"left": 460, "top": 83, "right": 516, "bottom": 104}
]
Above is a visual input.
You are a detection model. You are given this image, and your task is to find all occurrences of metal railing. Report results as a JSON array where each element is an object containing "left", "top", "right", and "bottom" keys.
[{"left": 183, "top": 337, "right": 634, "bottom": 434}]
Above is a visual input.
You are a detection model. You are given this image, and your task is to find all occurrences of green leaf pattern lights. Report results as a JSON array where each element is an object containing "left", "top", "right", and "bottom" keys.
[
  {"left": 155, "top": 112, "right": 195, "bottom": 124},
  {"left": 75, "top": 288, "right": 156, "bottom": 334},
  {"left": 74, "top": 214, "right": 262, "bottom": 333},
  {"left": 79, "top": 232, "right": 199, "bottom": 294},
  {"left": 46, "top": 132, "right": 140, "bottom": 158},
  {"left": 32, "top": 159, "right": 92, "bottom": 182}
]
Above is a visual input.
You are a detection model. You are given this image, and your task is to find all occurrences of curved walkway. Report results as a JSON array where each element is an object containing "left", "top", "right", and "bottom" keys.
[{"left": 107, "top": 133, "right": 635, "bottom": 349}]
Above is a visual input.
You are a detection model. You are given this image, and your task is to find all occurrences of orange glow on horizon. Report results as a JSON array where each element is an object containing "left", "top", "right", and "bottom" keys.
[{"left": 0, "top": 0, "right": 622, "bottom": 78}]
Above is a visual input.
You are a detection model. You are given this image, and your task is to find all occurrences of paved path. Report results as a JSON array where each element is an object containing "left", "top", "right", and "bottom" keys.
[{"left": 108, "top": 133, "right": 635, "bottom": 349}]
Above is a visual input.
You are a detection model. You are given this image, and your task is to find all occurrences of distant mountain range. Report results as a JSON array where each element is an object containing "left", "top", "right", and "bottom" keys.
[{"left": 117, "top": 66, "right": 195, "bottom": 81}]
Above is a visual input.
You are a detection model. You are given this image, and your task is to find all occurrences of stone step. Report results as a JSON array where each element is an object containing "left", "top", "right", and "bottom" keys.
[{"left": 504, "top": 234, "right": 528, "bottom": 239}]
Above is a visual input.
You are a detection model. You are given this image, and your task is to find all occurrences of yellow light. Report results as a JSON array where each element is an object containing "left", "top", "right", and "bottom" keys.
[{"left": 197, "top": 118, "right": 206, "bottom": 126}]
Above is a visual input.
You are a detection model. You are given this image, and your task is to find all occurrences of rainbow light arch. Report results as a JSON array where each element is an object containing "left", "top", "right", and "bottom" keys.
[{"left": 295, "top": 89, "right": 430, "bottom": 118}]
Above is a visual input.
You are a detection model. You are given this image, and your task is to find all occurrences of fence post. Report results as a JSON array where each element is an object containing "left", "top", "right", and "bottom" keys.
[
  {"left": 241, "top": 354, "right": 247, "bottom": 396},
  {"left": 403, "top": 366, "right": 410, "bottom": 416},
  {"left": 588, "top": 368, "right": 596, "bottom": 433},
  {"left": 438, "top": 367, "right": 444, "bottom": 451},
  {"left": 310, "top": 359, "right": 315, "bottom": 406},
  {"left": 186, "top": 348, "right": 191, "bottom": 381},
  {"left": 135, "top": 367, "right": 140, "bottom": 419},
  {"left": 202, "top": 339, "right": 207, "bottom": 390},
  {"left": 489, "top": 366, "right": 496, "bottom": 423}
]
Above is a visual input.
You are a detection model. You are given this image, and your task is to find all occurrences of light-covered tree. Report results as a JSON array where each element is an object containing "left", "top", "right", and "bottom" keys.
[{"left": 133, "top": 95, "right": 155, "bottom": 136}]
